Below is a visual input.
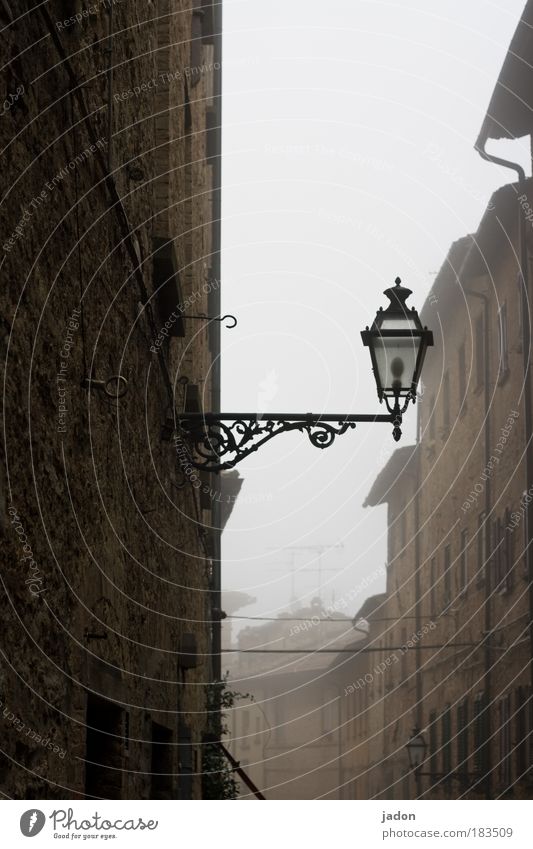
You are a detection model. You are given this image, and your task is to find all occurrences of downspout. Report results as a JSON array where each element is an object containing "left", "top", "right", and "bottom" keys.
[
  {"left": 106, "top": 2, "right": 115, "bottom": 172},
  {"left": 413, "top": 444, "right": 422, "bottom": 799},
  {"left": 464, "top": 286, "right": 491, "bottom": 796},
  {"left": 211, "top": 0, "right": 224, "bottom": 727},
  {"left": 474, "top": 133, "right": 533, "bottom": 794}
]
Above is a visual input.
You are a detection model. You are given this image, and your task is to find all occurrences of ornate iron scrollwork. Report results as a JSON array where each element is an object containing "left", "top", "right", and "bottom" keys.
[{"left": 175, "top": 415, "right": 358, "bottom": 472}]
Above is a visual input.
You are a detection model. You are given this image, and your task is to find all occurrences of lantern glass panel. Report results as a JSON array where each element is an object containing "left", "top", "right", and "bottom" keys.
[
  {"left": 407, "top": 732, "right": 427, "bottom": 768},
  {"left": 380, "top": 316, "right": 419, "bottom": 330},
  {"left": 373, "top": 334, "right": 421, "bottom": 395}
]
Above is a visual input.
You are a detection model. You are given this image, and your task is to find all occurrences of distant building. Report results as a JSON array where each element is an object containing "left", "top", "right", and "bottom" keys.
[{"left": 226, "top": 598, "right": 363, "bottom": 799}]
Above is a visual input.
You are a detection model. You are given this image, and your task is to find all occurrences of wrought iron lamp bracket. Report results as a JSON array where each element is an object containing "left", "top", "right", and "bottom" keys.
[{"left": 174, "top": 411, "right": 398, "bottom": 472}]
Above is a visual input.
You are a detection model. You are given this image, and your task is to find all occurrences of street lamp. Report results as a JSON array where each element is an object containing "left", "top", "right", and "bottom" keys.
[
  {"left": 361, "top": 277, "right": 433, "bottom": 439},
  {"left": 406, "top": 727, "right": 428, "bottom": 772},
  {"left": 406, "top": 728, "right": 478, "bottom": 787},
  {"left": 175, "top": 278, "right": 433, "bottom": 471}
]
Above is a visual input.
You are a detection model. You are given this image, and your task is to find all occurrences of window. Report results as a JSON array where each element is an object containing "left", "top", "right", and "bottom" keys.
[
  {"left": 443, "top": 544, "right": 452, "bottom": 608},
  {"left": 498, "top": 302, "right": 509, "bottom": 379},
  {"left": 442, "top": 371, "right": 451, "bottom": 432},
  {"left": 151, "top": 722, "right": 174, "bottom": 799},
  {"left": 399, "top": 511, "right": 407, "bottom": 551},
  {"left": 459, "top": 529, "right": 468, "bottom": 595},
  {"left": 178, "top": 723, "right": 193, "bottom": 799},
  {"left": 430, "top": 557, "right": 437, "bottom": 616},
  {"left": 190, "top": 1, "right": 204, "bottom": 86},
  {"left": 429, "top": 710, "right": 439, "bottom": 779},
  {"left": 242, "top": 707, "right": 250, "bottom": 748},
  {"left": 458, "top": 342, "right": 467, "bottom": 413},
  {"left": 441, "top": 705, "right": 452, "bottom": 778},
  {"left": 429, "top": 394, "right": 436, "bottom": 441},
  {"left": 321, "top": 689, "right": 337, "bottom": 737},
  {"left": 477, "top": 512, "right": 487, "bottom": 586},
  {"left": 493, "top": 513, "right": 514, "bottom": 594},
  {"left": 85, "top": 695, "right": 124, "bottom": 799},
  {"left": 457, "top": 699, "right": 469, "bottom": 769},
  {"left": 400, "top": 627, "right": 407, "bottom": 683},
  {"left": 517, "top": 272, "right": 524, "bottom": 350},
  {"left": 473, "top": 692, "right": 489, "bottom": 777},
  {"left": 502, "top": 509, "right": 515, "bottom": 593},
  {"left": 515, "top": 686, "right": 532, "bottom": 779},
  {"left": 475, "top": 313, "right": 485, "bottom": 390},
  {"left": 498, "top": 695, "right": 512, "bottom": 789},
  {"left": 493, "top": 516, "right": 504, "bottom": 588}
]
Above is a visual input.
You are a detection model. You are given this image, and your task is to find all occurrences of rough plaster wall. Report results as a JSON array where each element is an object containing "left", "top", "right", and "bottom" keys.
[{"left": 0, "top": 0, "right": 218, "bottom": 799}]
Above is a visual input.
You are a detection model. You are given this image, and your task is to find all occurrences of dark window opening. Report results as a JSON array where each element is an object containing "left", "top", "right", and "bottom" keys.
[
  {"left": 458, "top": 342, "right": 467, "bottom": 413},
  {"left": 152, "top": 237, "right": 186, "bottom": 337},
  {"left": 178, "top": 723, "right": 194, "bottom": 799},
  {"left": 442, "top": 371, "right": 450, "bottom": 432},
  {"left": 475, "top": 313, "right": 485, "bottom": 390},
  {"left": 443, "top": 544, "right": 452, "bottom": 608},
  {"left": 457, "top": 699, "right": 469, "bottom": 769},
  {"left": 429, "top": 710, "right": 438, "bottom": 783},
  {"left": 441, "top": 705, "right": 452, "bottom": 779},
  {"left": 473, "top": 691, "right": 489, "bottom": 778},
  {"left": 477, "top": 511, "right": 487, "bottom": 586},
  {"left": 459, "top": 529, "right": 468, "bottom": 595},
  {"left": 498, "top": 695, "right": 511, "bottom": 789},
  {"left": 515, "top": 686, "right": 532, "bottom": 780},
  {"left": 85, "top": 694, "right": 124, "bottom": 799},
  {"left": 498, "top": 302, "right": 509, "bottom": 379},
  {"left": 429, "top": 557, "right": 437, "bottom": 616},
  {"left": 151, "top": 722, "right": 174, "bottom": 799}
]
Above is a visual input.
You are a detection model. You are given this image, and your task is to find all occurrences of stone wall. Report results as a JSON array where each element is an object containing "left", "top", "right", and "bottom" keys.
[{"left": 0, "top": 0, "right": 222, "bottom": 799}]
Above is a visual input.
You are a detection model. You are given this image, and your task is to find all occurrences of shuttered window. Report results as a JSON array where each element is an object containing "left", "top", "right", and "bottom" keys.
[
  {"left": 473, "top": 692, "right": 489, "bottom": 776},
  {"left": 443, "top": 545, "right": 452, "bottom": 608},
  {"left": 459, "top": 529, "right": 468, "bottom": 595},
  {"left": 516, "top": 685, "right": 533, "bottom": 781},
  {"left": 457, "top": 699, "right": 469, "bottom": 769},
  {"left": 429, "top": 710, "right": 438, "bottom": 780},
  {"left": 477, "top": 512, "right": 487, "bottom": 586},
  {"left": 430, "top": 557, "right": 437, "bottom": 616},
  {"left": 498, "top": 695, "right": 511, "bottom": 788},
  {"left": 441, "top": 705, "right": 452, "bottom": 778}
]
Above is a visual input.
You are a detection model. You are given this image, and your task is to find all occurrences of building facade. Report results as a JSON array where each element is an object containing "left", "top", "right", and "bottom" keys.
[
  {"left": 341, "top": 2, "right": 533, "bottom": 800},
  {"left": 358, "top": 186, "right": 533, "bottom": 799},
  {"left": 1, "top": 1, "right": 223, "bottom": 798}
]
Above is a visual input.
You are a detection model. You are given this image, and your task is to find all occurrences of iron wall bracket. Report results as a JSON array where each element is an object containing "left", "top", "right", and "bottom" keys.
[{"left": 173, "top": 411, "right": 400, "bottom": 472}]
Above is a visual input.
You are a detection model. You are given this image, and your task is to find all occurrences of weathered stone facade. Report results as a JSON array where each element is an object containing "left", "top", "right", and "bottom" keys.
[
  {"left": 0, "top": 0, "right": 222, "bottom": 798},
  {"left": 358, "top": 184, "right": 533, "bottom": 800}
]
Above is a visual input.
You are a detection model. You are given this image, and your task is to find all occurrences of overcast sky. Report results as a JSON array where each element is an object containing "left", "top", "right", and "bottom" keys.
[{"left": 219, "top": 0, "right": 529, "bottom": 637}]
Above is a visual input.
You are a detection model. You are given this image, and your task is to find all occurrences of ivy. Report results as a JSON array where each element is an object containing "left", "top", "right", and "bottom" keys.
[{"left": 202, "top": 673, "right": 252, "bottom": 800}]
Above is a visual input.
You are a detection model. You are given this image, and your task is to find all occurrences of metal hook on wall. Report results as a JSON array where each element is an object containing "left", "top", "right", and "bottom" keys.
[
  {"left": 82, "top": 374, "right": 129, "bottom": 399},
  {"left": 184, "top": 313, "right": 237, "bottom": 329}
]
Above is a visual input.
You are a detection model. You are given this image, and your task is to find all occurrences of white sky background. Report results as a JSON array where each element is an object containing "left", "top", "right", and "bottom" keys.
[{"left": 220, "top": 0, "right": 530, "bottom": 634}]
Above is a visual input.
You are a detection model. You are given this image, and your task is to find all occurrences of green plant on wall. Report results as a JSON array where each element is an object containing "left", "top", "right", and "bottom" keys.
[{"left": 202, "top": 672, "right": 252, "bottom": 800}]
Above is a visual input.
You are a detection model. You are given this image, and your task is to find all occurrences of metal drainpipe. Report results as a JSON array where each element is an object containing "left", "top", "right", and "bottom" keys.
[
  {"left": 474, "top": 134, "right": 533, "bottom": 793},
  {"left": 106, "top": 2, "right": 115, "bottom": 172},
  {"left": 464, "top": 287, "right": 491, "bottom": 796}
]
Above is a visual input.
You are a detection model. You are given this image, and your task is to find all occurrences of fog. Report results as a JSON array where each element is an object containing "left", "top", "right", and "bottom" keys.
[{"left": 220, "top": 0, "right": 528, "bottom": 634}]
